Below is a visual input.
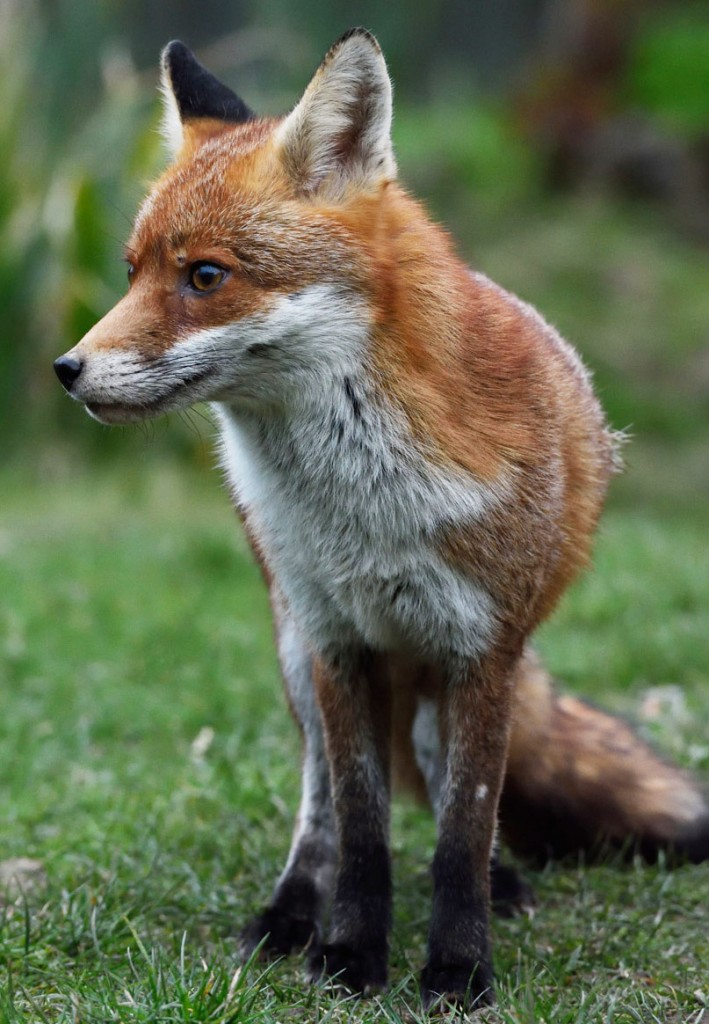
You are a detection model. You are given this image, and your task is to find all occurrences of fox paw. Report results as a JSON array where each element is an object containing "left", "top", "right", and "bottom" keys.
[
  {"left": 306, "top": 941, "right": 388, "bottom": 994},
  {"left": 420, "top": 960, "right": 495, "bottom": 1011},
  {"left": 491, "top": 862, "right": 536, "bottom": 918},
  {"left": 239, "top": 906, "right": 319, "bottom": 960}
]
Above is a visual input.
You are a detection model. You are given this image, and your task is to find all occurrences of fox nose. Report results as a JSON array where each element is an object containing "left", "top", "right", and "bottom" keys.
[{"left": 54, "top": 354, "right": 83, "bottom": 391}]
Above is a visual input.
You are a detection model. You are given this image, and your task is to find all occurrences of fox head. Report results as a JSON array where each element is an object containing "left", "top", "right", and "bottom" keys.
[{"left": 54, "top": 30, "right": 397, "bottom": 423}]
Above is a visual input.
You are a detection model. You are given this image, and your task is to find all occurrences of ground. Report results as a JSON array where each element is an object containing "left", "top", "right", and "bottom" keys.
[{"left": 0, "top": 455, "right": 707, "bottom": 1023}]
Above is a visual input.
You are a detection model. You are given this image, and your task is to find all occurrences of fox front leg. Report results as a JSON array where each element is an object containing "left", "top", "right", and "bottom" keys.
[
  {"left": 240, "top": 611, "right": 337, "bottom": 959},
  {"left": 421, "top": 647, "right": 517, "bottom": 1010},
  {"left": 306, "top": 649, "right": 392, "bottom": 994},
  {"left": 412, "top": 695, "right": 535, "bottom": 919}
]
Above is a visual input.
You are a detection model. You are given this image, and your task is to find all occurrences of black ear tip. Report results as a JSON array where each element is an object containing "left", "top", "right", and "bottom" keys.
[
  {"left": 159, "top": 38, "right": 255, "bottom": 126},
  {"left": 161, "top": 40, "right": 197, "bottom": 77},
  {"left": 333, "top": 27, "right": 382, "bottom": 52}
]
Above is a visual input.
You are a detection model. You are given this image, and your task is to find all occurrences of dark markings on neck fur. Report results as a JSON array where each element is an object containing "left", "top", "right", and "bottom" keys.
[{"left": 343, "top": 376, "right": 363, "bottom": 421}]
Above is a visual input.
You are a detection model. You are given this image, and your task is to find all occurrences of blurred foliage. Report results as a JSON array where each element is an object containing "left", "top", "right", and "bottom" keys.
[
  {"left": 625, "top": 3, "right": 709, "bottom": 136},
  {"left": 0, "top": 3, "right": 164, "bottom": 454},
  {"left": 0, "top": 0, "right": 707, "bottom": 480}
]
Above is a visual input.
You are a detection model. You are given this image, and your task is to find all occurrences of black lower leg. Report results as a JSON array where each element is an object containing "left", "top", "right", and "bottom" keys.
[
  {"left": 240, "top": 834, "right": 336, "bottom": 958},
  {"left": 308, "top": 834, "right": 391, "bottom": 992},
  {"left": 422, "top": 837, "right": 494, "bottom": 1009},
  {"left": 421, "top": 650, "right": 516, "bottom": 1010},
  {"left": 490, "top": 852, "right": 535, "bottom": 917},
  {"left": 306, "top": 650, "right": 392, "bottom": 994},
  {"left": 241, "top": 607, "right": 336, "bottom": 959}
]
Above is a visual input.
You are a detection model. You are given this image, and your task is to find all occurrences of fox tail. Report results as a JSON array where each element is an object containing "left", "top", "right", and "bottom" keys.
[{"left": 499, "top": 649, "right": 709, "bottom": 864}]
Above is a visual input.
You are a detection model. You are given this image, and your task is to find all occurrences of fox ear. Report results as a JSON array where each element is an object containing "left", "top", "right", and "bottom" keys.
[
  {"left": 159, "top": 41, "right": 254, "bottom": 157},
  {"left": 275, "top": 28, "right": 396, "bottom": 198}
]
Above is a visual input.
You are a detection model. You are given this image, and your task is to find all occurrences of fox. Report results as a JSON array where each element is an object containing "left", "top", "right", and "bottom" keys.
[{"left": 53, "top": 30, "right": 708, "bottom": 1010}]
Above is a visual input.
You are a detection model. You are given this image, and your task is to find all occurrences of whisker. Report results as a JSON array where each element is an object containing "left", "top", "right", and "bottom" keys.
[
  {"left": 177, "top": 409, "right": 202, "bottom": 441},
  {"left": 190, "top": 404, "right": 214, "bottom": 429},
  {"left": 104, "top": 197, "right": 135, "bottom": 228}
]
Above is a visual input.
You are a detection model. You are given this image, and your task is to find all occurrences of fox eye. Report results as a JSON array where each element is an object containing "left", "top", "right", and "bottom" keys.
[
  {"left": 189, "top": 262, "right": 227, "bottom": 293},
  {"left": 127, "top": 263, "right": 135, "bottom": 286}
]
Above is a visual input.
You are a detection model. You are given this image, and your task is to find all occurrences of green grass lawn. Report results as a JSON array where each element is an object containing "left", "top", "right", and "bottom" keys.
[{"left": 1, "top": 456, "right": 707, "bottom": 1023}]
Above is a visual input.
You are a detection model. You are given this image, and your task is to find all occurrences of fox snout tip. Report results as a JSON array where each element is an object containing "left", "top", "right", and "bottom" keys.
[{"left": 54, "top": 354, "right": 83, "bottom": 392}]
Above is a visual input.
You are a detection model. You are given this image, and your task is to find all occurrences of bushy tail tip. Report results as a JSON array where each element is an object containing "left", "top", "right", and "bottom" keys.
[{"left": 500, "top": 649, "right": 709, "bottom": 865}]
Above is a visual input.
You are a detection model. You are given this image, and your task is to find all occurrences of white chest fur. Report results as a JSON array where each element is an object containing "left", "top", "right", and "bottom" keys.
[{"left": 215, "top": 378, "right": 498, "bottom": 661}]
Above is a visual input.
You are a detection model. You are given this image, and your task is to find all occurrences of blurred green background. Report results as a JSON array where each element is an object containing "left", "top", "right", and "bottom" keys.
[
  {"left": 1, "top": 2, "right": 708, "bottom": 1015},
  {"left": 2, "top": 0, "right": 707, "bottom": 512}
]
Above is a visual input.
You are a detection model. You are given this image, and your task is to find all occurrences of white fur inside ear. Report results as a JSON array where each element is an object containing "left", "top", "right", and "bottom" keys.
[
  {"left": 159, "top": 66, "right": 184, "bottom": 159},
  {"left": 275, "top": 30, "right": 396, "bottom": 198}
]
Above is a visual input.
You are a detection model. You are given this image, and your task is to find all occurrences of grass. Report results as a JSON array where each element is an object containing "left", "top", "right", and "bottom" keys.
[{"left": 1, "top": 456, "right": 707, "bottom": 1022}]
